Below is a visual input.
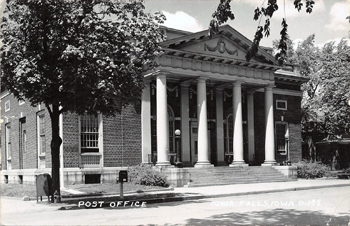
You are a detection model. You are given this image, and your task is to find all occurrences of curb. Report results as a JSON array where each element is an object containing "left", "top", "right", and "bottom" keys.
[
  {"left": 57, "top": 183, "right": 350, "bottom": 210},
  {"left": 61, "top": 186, "right": 175, "bottom": 199}
]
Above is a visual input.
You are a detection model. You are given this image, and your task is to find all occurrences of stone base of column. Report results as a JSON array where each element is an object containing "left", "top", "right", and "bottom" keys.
[
  {"left": 261, "top": 161, "right": 277, "bottom": 166},
  {"left": 155, "top": 161, "right": 173, "bottom": 168},
  {"left": 194, "top": 161, "right": 214, "bottom": 168},
  {"left": 229, "top": 161, "right": 249, "bottom": 167},
  {"left": 142, "top": 162, "right": 154, "bottom": 165}
]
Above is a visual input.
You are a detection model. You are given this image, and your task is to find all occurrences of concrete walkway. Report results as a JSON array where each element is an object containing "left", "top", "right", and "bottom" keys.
[
  {"left": 173, "top": 179, "right": 350, "bottom": 198},
  {"left": 55, "top": 179, "right": 350, "bottom": 207},
  {"left": 2, "top": 179, "right": 350, "bottom": 209}
]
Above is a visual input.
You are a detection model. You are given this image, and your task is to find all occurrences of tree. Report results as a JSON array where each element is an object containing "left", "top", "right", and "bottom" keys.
[
  {"left": 210, "top": 0, "right": 316, "bottom": 64},
  {"left": 1, "top": 0, "right": 165, "bottom": 202},
  {"left": 275, "top": 34, "right": 350, "bottom": 138},
  {"left": 317, "top": 39, "right": 350, "bottom": 135}
]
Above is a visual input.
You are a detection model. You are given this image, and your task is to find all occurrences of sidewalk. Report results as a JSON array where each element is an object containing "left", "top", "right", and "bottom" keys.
[
  {"left": 57, "top": 179, "right": 350, "bottom": 208},
  {"left": 2, "top": 179, "right": 350, "bottom": 210}
]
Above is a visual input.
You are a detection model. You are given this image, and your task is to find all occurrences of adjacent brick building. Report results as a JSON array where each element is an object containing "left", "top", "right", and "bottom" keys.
[{"left": 1, "top": 25, "right": 307, "bottom": 185}]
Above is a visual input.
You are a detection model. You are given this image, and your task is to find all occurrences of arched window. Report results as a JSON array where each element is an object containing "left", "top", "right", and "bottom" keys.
[
  {"left": 224, "top": 114, "right": 233, "bottom": 154},
  {"left": 168, "top": 105, "right": 175, "bottom": 153}
]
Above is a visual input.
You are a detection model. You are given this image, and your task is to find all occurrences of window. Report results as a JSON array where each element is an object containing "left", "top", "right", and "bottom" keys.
[
  {"left": 276, "top": 100, "right": 287, "bottom": 110},
  {"left": 224, "top": 114, "right": 233, "bottom": 154},
  {"left": 276, "top": 122, "right": 288, "bottom": 155},
  {"left": 19, "top": 118, "right": 26, "bottom": 169},
  {"left": 5, "top": 100, "right": 10, "bottom": 112},
  {"left": 168, "top": 105, "right": 175, "bottom": 153},
  {"left": 80, "top": 114, "right": 99, "bottom": 153},
  {"left": 38, "top": 113, "right": 46, "bottom": 155},
  {"left": 5, "top": 124, "right": 11, "bottom": 160}
]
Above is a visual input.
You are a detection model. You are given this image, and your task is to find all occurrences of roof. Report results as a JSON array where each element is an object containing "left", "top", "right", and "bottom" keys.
[{"left": 161, "top": 24, "right": 278, "bottom": 66}]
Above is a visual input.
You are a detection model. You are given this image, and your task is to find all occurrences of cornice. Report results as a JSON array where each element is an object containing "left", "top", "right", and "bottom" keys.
[{"left": 156, "top": 54, "right": 275, "bottom": 82}]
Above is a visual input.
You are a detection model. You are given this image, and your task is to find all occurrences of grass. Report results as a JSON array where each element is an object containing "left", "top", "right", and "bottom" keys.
[{"left": 0, "top": 182, "right": 169, "bottom": 198}]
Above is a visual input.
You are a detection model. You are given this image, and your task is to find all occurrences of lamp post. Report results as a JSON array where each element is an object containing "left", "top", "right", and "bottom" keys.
[
  {"left": 175, "top": 129, "right": 183, "bottom": 168},
  {"left": 285, "top": 129, "right": 291, "bottom": 165}
]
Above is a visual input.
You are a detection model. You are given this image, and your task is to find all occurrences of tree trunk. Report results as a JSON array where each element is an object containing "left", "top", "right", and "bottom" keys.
[{"left": 50, "top": 104, "right": 62, "bottom": 203}]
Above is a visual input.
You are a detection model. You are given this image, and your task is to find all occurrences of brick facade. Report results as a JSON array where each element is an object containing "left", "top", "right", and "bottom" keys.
[{"left": 1, "top": 93, "right": 52, "bottom": 171}]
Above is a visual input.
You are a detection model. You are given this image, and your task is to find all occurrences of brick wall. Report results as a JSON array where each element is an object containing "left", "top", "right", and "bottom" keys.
[
  {"left": 62, "top": 112, "right": 80, "bottom": 168},
  {"left": 253, "top": 91, "right": 303, "bottom": 164},
  {"left": 1, "top": 93, "right": 52, "bottom": 170},
  {"left": 103, "top": 105, "right": 142, "bottom": 167}
]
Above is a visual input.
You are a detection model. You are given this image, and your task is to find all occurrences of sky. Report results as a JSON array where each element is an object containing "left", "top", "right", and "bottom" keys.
[
  {"left": 0, "top": 0, "right": 349, "bottom": 48},
  {"left": 144, "top": 0, "right": 350, "bottom": 48}
]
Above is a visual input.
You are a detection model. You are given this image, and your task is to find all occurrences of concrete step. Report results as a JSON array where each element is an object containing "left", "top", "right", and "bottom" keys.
[{"left": 186, "top": 166, "right": 293, "bottom": 186}]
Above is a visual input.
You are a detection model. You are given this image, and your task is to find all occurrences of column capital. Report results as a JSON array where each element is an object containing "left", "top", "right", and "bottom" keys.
[
  {"left": 157, "top": 74, "right": 167, "bottom": 79},
  {"left": 216, "top": 87, "right": 224, "bottom": 92},
  {"left": 144, "top": 79, "right": 151, "bottom": 85},
  {"left": 247, "top": 90, "right": 255, "bottom": 95},
  {"left": 181, "top": 82, "right": 191, "bottom": 88},
  {"left": 197, "top": 77, "right": 209, "bottom": 82},
  {"left": 232, "top": 81, "right": 244, "bottom": 87},
  {"left": 265, "top": 84, "right": 275, "bottom": 90}
]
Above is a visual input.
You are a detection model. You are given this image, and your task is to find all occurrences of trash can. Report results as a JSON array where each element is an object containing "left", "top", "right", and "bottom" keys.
[{"left": 36, "top": 173, "right": 52, "bottom": 203}]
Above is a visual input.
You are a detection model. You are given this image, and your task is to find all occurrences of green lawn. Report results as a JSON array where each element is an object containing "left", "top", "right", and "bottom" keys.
[{"left": 0, "top": 182, "right": 168, "bottom": 198}]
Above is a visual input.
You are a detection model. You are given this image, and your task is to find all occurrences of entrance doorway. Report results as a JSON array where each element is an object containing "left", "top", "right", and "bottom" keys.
[{"left": 190, "top": 121, "right": 211, "bottom": 166}]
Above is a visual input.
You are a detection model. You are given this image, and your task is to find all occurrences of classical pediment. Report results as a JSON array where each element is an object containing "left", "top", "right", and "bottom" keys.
[{"left": 161, "top": 25, "right": 277, "bottom": 65}]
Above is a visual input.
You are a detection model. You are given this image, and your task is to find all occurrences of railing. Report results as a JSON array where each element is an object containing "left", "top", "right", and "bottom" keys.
[{"left": 80, "top": 153, "right": 101, "bottom": 168}]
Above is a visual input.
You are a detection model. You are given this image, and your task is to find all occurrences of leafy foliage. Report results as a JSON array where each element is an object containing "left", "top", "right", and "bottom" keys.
[
  {"left": 128, "top": 164, "right": 169, "bottom": 187},
  {"left": 0, "top": 0, "right": 165, "bottom": 199},
  {"left": 295, "top": 160, "right": 332, "bottom": 179},
  {"left": 274, "top": 34, "right": 350, "bottom": 137},
  {"left": 209, "top": 0, "right": 235, "bottom": 37},
  {"left": 1, "top": 0, "right": 165, "bottom": 116},
  {"left": 210, "top": 0, "right": 316, "bottom": 63}
]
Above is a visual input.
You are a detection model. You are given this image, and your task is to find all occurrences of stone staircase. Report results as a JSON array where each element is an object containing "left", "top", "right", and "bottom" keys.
[{"left": 186, "top": 166, "right": 295, "bottom": 187}]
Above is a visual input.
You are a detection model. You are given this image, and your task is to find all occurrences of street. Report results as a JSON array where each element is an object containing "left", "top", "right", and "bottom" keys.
[{"left": 1, "top": 186, "right": 350, "bottom": 225}]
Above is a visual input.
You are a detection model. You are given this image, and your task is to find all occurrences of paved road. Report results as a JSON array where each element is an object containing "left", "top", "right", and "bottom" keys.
[{"left": 1, "top": 186, "right": 350, "bottom": 225}]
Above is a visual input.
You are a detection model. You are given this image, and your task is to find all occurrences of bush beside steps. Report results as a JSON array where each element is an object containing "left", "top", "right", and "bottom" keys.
[{"left": 127, "top": 164, "right": 169, "bottom": 187}]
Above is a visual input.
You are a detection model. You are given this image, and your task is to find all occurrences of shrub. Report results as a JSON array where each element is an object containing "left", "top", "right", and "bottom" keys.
[
  {"left": 344, "top": 168, "right": 350, "bottom": 173},
  {"left": 294, "top": 160, "right": 332, "bottom": 179},
  {"left": 127, "top": 164, "right": 169, "bottom": 187}
]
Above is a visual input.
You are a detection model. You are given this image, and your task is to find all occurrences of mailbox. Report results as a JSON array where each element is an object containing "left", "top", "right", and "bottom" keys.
[
  {"left": 119, "top": 170, "right": 128, "bottom": 183},
  {"left": 36, "top": 173, "right": 52, "bottom": 202}
]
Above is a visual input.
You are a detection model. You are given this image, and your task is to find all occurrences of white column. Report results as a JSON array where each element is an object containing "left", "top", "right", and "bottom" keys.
[
  {"left": 262, "top": 85, "right": 277, "bottom": 166},
  {"left": 181, "top": 83, "right": 191, "bottom": 164},
  {"left": 247, "top": 91, "right": 255, "bottom": 163},
  {"left": 156, "top": 75, "right": 171, "bottom": 166},
  {"left": 216, "top": 88, "right": 225, "bottom": 165},
  {"left": 195, "top": 77, "right": 213, "bottom": 168},
  {"left": 141, "top": 81, "right": 152, "bottom": 164},
  {"left": 230, "top": 81, "right": 248, "bottom": 166}
]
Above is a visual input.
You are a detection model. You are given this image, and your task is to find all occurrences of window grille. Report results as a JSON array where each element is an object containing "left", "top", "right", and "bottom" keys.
[
  {"left": 80, "top": 114, "right": 99, "bottom": 153},
  {"left": 225, "top": 114, "right": 233, "bottom": 154},
  {"left": 38, "top": 114, "right": 46, "bottom": 154},
  {"left": 168, "top": 105, "right": 175, "bottom": 153},
  {"left": 276, "top": 123, "right": 288, "bottom": 155},
  {"left": 5, "top": 124, "right": 11, "bottom": 160}
]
